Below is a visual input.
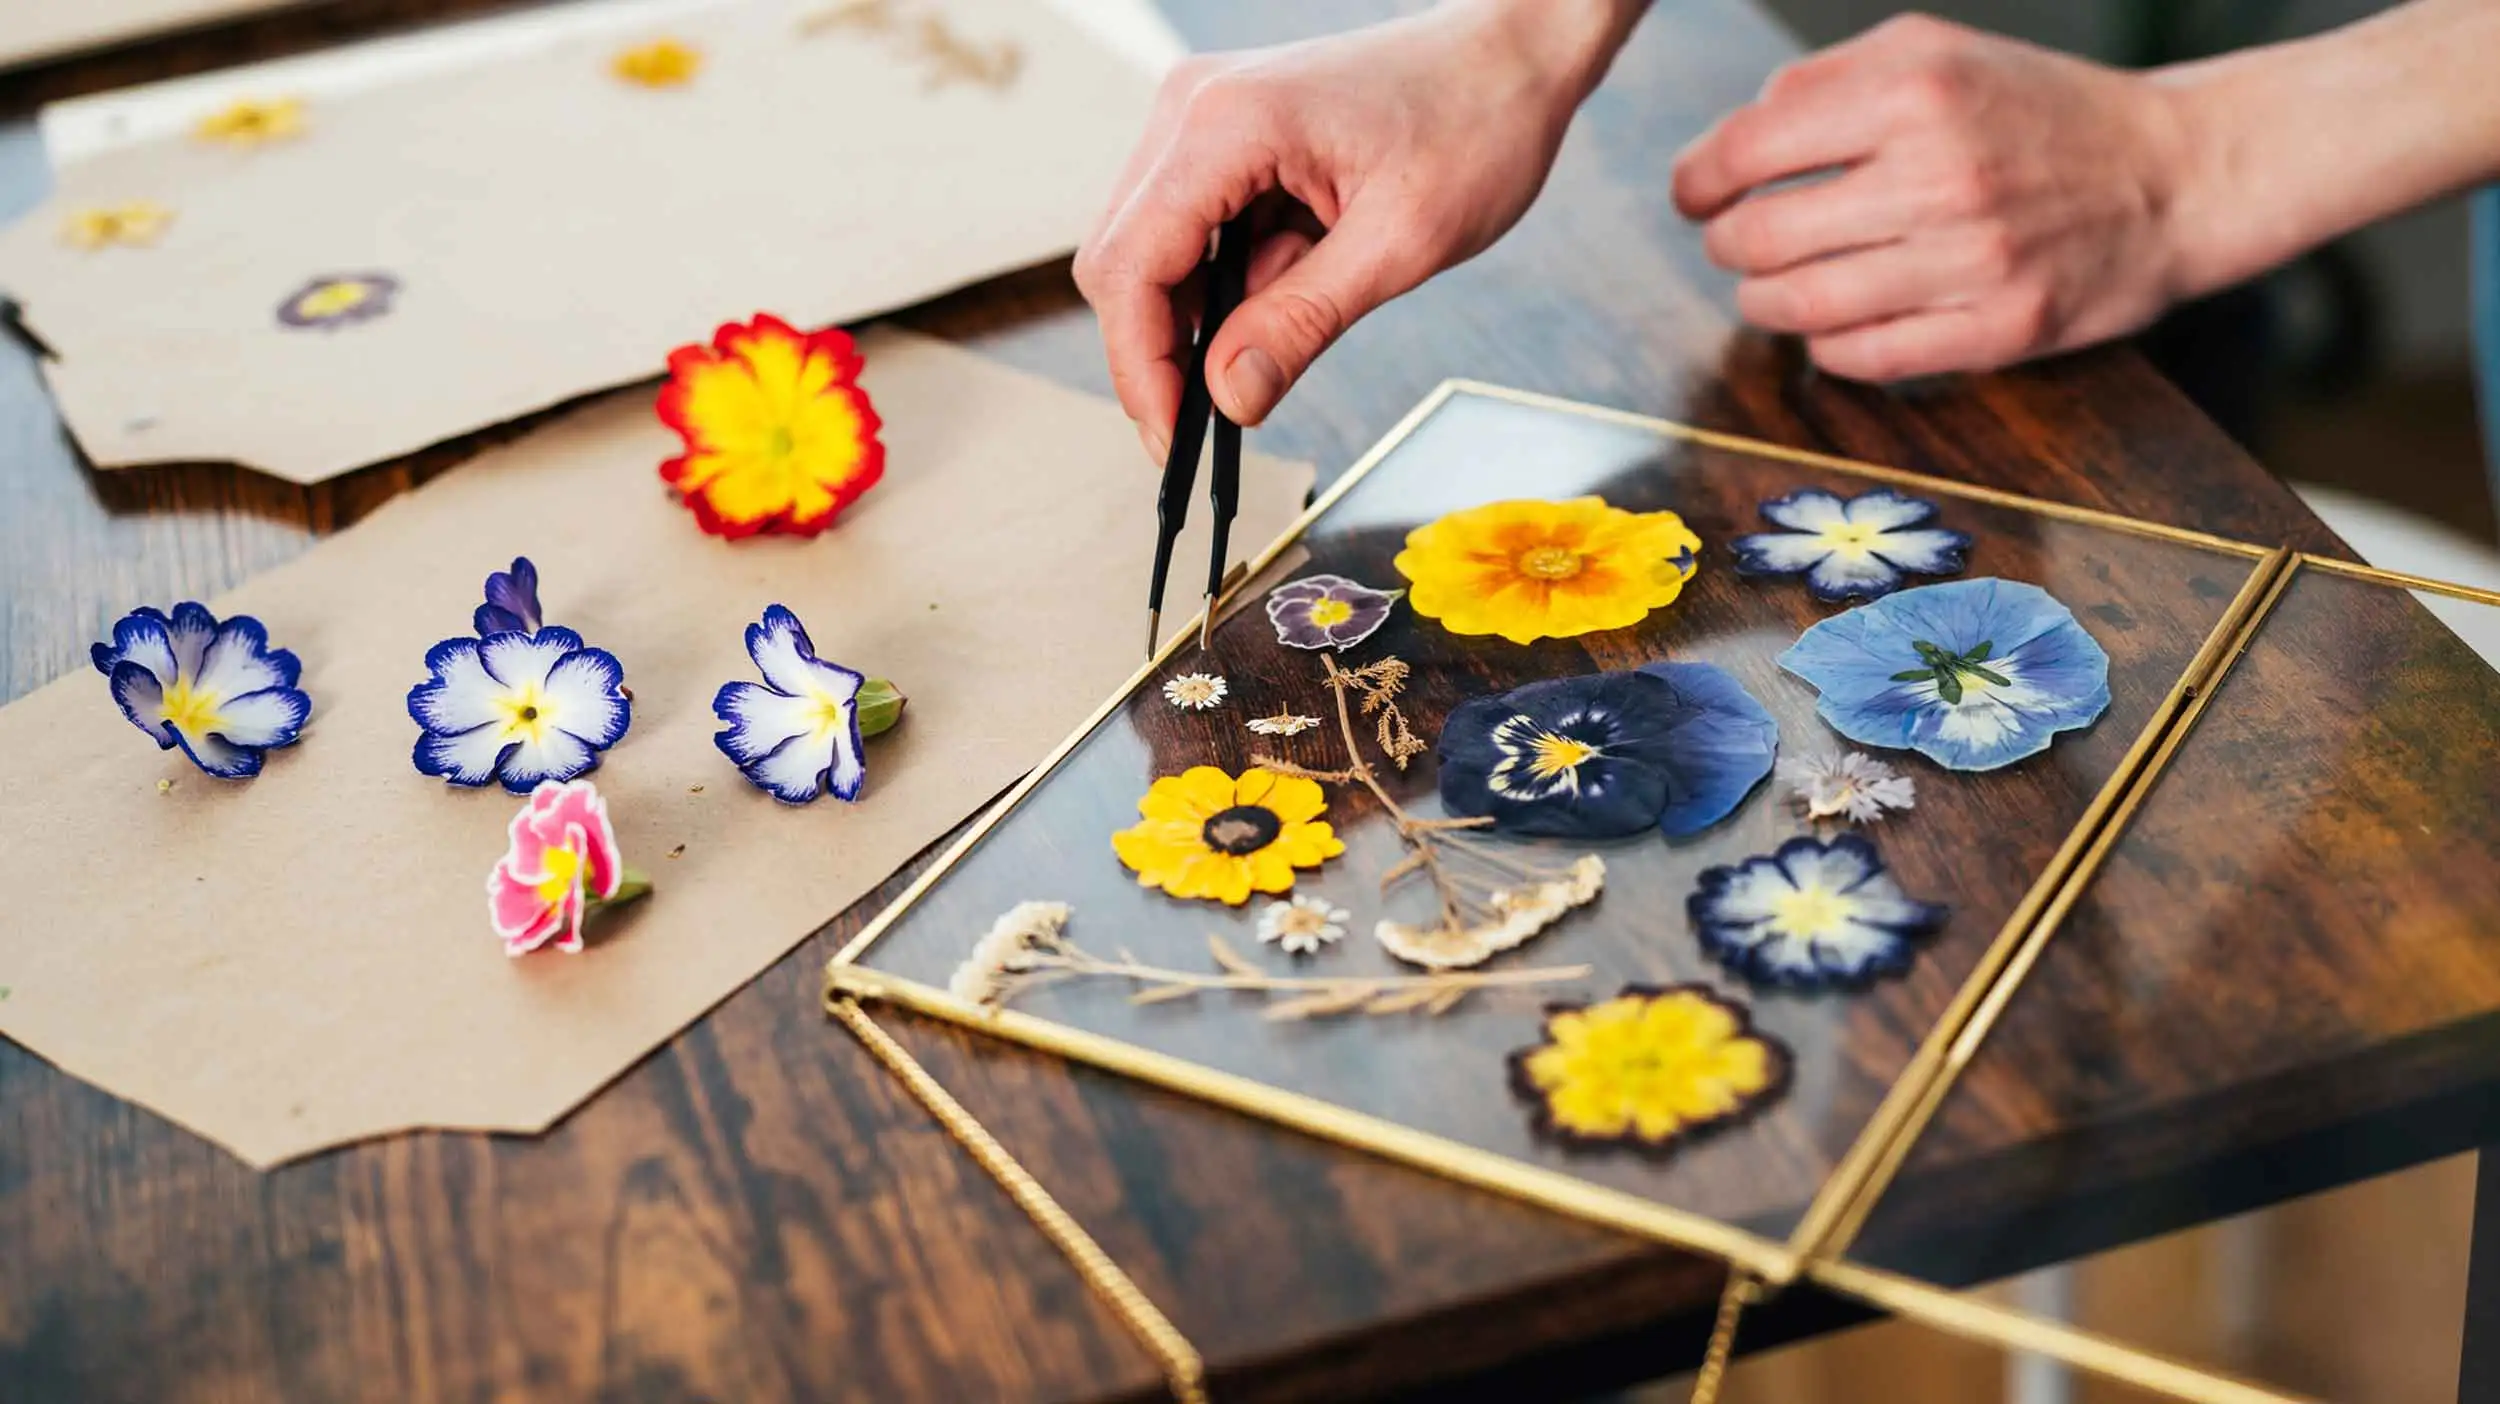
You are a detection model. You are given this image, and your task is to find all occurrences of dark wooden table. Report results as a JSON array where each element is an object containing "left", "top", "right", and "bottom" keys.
[{"left": 2, "top": 2, "right": 2423, "bottom": 1402}]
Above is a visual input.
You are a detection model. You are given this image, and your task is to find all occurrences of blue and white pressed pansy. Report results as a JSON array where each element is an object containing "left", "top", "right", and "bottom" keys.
[
  {"left": 1688, "top": 834, "right": 1948, "bottom": 989},
  {"left": 93, "top": 602, "right": 312, "bottom": 778},
  {"left": 407, "top": 559, "right": 630, "bottom": 792},
  {"left": 1733, "top": 487, "right": 1970, "bottom": 602},
  {"left": 1778, "top": 577, "right": 2110, "bottom": 772},
  {"left": 1436, "top": 663, "right": 1779, "bottom": 840},
  {"left": 713, "top": 605, "right": 905, "bottom": 804}
]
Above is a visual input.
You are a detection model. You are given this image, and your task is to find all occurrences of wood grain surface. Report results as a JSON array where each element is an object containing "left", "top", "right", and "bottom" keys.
[{"left": 0, "top": 1, "right": 2402, "bottom": 1401}]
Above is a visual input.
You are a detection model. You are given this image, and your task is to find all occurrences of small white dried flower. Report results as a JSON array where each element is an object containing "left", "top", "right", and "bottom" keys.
[
  {"left": 946, "top": 900, "right": 1071, "bottom": 1005},
  {"left": 1162, "top": 673, "right": 1228, "bottom": 710},
  {"left": 1256, "top": 894, "right": 1349, "bottom": 955},
  {"left": 1780, "top": 752, "right": 1916, "bottom": 823},
  {"left": 1376, "top": 855, "right": 1606, "bottom": 970},
  {"left": 1244, "top": 711, "right": 1322, "bottom": 737}
]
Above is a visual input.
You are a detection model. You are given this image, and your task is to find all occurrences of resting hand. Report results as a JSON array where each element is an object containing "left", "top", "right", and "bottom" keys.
[
  {"left": 1074, "top": 0, "right": 1641, "bottom": 454},
  {"left": 1672, "top": 15, "right": 2198, "bottom": 382}
]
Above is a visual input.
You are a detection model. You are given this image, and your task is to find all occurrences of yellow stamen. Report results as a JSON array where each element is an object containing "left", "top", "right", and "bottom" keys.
[
  {"left": 535, "top": 846, "right": 583, "bottom": 904},
  {"left": 1517, "top": 545, "right": 1584, "bottom": 581},
  {"left": 498, "top": 685, "right": 550, "bottom": 747},
  {"left": 1528, "top": 731, "right": 1599, "bottom": 782},
  {"left": 1819, "top": 521, "right": 1881, "bottom": 551},
  {"left": 1307, "top": 598, "right": 1353, "bottom": 628},
  {"left": 159, "top": 678, "right": 226, "bottom": 737}
]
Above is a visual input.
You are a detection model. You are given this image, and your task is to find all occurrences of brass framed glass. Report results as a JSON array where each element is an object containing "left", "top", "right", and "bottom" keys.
[
  {"left": 828, "top": 381, "right": 2277, "bottom": 1287},
  {"left": 1822, "top": 556, "right": 2500, "bottom": 1402}
]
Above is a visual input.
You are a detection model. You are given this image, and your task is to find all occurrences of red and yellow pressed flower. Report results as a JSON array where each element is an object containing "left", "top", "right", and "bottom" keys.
[{"left": 655, "top": 314, "right": 885, "bottom": 538}]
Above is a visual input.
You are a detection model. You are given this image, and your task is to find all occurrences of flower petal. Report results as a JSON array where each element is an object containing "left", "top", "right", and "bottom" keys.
[
  {"left": 712, "top": 681, "right": 816, "bottom": 764},
  {"left": 107, "top": 660, "right": 177, "bottom": 747},
  {"left": 1757, "top": 489, "right": 1848, "bottom": 532},
  {"left": 1838, "top": 488, "right": 1937, "bottom": 531},
  {"left": 498, "top": 727, "right": 598, "bottom": 793},
  {"left": 409, "top": 637, "right": 507, "bottom": 734},
  {"left": 1864, "top": 527, "right": 1970, "bottom": 575},
  {"left": 479, "top": 627, "right": 585, "bottom": 693},
  {"left": 540, "top": 647, "right": 630, "bottom": 749},
  {"left": 170, "top": 727, "right": 265, "bottom": 780},
  {"left": 194, "top": 614, "right": 299, "bottom": 700},
  {"left": 414, "top": 724, "right": 517, "bottom": 787},
  {"left": 1730, "top": 532, "right": 1836, "bottom": 577},
  {"left": 95, "top": 608, "right": 176, "bottom": 681},
  {"left": 207, "top": 686, "right": 311, "bottom": 749},
  {"left": 747, "top": 605, "right": 864, "bottom": 702},
  {"left": 163, "top": 602, "right": 219, "bottom": 682}
]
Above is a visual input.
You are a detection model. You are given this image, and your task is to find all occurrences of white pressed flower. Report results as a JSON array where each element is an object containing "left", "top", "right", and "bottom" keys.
[
  {"left": 1780, "top": 752, "right": 1916, "bottom": 823},
  {"left": 1244, "top": 711, "right": 1322, "bottom": 737},
  {"left": 946, "top": 900, "right": 1070, "bottom": 1005},
  {"left": 1256, "top": 894, "right": 1349, "bottom": 955},
  {"left": 1162, "top": 672, "right": 1228, "bottom": 710}
]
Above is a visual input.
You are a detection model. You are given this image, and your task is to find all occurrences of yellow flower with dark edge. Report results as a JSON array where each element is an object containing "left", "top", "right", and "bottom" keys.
[
  {"left": 613, "top": 38, "right": 701, "bottom": 86},
  {"left": 1112, "top": 766, "right": 1344, "bottom": 905},
  {"left": 1393, "top": 497, "right": 1702, "bottom": 644},
  {"left": 1509, "top": 984, "right": 1789, "bottom": 1151},
  {"left": 193, "top": 97, "right": 304, "bottom": 145},
  {"left": 60, "top": 203, "right": 173, "bottom": 250}
]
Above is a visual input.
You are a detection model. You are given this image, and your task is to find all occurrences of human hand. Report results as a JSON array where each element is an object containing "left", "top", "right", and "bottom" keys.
[
  {"left": 1074, "top": 0, "right": 1642, "bottom": 455},
  {"left": 1672, "top": 15, "right": 2203, "bottom": 382}
]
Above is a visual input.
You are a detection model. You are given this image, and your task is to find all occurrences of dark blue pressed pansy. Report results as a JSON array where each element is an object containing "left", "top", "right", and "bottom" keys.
[
  {"left": 1436, "top": 663, "right": 1780, "bottom": 840},
  {"left": 1688, "top": 834, "right": 1949, "bottom": 989}
]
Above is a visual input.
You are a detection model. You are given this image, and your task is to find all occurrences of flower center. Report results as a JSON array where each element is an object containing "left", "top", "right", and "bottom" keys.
[
  {"left": 297, "top": 281, "right": 369, "bottom": 318},
  {"left": 1820, "top": 521, "right": 1881, "bottom": 551},
  {"left": 1771, "top": 884, "right": 1848, "bottom": 939},
  {"left": 1527, "top": 730, "right": 1600, "bottom": 782},
  {"left": 1517, "top": 545, "right": 1584, "bottom": 581},
  {"left": 1308, "top": 598, "right": 1354, "bottom": 628},
  {"left": 500, "top": 684, "right": 550, "bottom": 742},
  {"left": 765, "top": 424, "right": 796, "bottom": 458},
  {"left": 1200, "top": 804, "right": 1282, "bottom": 856},
  {"left": 535, "top": 845, "right": 584, "bottom": 904},
  {"left": 159, "top": 678, "right": 225, "bottom": 737}
]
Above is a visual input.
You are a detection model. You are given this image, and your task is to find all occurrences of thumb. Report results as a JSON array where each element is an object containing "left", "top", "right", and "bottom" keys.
[{"left": 1206, "top": 211, "right": 1416, "bottom": 425}]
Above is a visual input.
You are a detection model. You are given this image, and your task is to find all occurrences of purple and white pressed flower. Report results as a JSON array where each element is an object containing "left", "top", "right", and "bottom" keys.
[
  {"left": 93, "top": 602, "right": 312, "bottom": 779},
  {"left": 408, "top": 559, "right": 628, "bottom": 792},
  {"left": 1264, "top": 573, "right": 1401, "bottom": 652},
  {"left": 1688, "top": 834, "right": 1949, "bottom": 989},
  {"left": 276, "top": 273, "right": 399, "bottom": 330},
  {"left": 714, "top": 605, "right": 904, "bottom": 804},
  {"left": 1733, "top": 488, "right": 1971, "bottom": 602}
]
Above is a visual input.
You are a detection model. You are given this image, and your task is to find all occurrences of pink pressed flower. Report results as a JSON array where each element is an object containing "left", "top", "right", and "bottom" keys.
[{"left": 488, "top": 779, "right": 626, "bottom": 955}]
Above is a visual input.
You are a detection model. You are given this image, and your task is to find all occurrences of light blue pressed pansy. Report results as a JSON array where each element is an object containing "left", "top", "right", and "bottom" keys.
[{"left": 1776, "top": 577, "right": 2109, "bottom": 772}]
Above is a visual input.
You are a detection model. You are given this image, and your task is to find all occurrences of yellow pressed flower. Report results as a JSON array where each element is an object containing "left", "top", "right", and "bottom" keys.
[
  {"left": 193, "top": 97, "right": 305, "bottom": 146},
  {"left": 613, "top": 38, "right": 702, "bottom": 86},
  {"left": 60, "top": 202, "right": 173, "bottom": 250},
  {"left": 1509, "top": 985, "right": 1787, "bottom": 1149},
  {"left": 1111, "top": 766, "right": 1344, "bottom": 905},
  {"left": 1393, "top": 497, "right": 1702, "bottom": 644}
]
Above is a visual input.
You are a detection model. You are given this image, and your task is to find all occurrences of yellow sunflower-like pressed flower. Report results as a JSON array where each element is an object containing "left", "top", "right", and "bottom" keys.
[
  {"left": 1508, "top": 984, "right": 1788, "bottom": 1151},
  {"left": 1111, "top": 766, "right": 1344, "bottom": 905},
  {"left": 612, "top": 38, "right": 702, "bottom": 86},
  {"left": 192, "top": 97, "right": 305, "bottom": 146},
  {"left": 59, "top": 202, "right": 174, "bottom": 250},
  {"left": 1392, "top": 497, "right": 1703, "bottom": 644}
]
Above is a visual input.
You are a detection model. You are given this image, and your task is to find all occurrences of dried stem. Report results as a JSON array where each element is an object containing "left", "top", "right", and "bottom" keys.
[{"left": 992, "top": 933, "right": 1587, "bottom": 1021}]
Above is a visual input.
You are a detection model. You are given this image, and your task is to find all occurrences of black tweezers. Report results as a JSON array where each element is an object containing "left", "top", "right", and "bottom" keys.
[{"left": 1144, "top": 213, "right": 1254, "bottom": 659}]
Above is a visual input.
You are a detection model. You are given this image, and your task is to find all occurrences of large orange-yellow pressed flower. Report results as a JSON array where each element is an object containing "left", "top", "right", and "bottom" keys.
[
  {"left": 1112, "top": 766, "right": 1344, "bottom": 905},
  {"left": 655, "top": 314, "right": 884, "bottom": 539},
  {"left": 1393, "top": 497, "right": 1702, "bottom": 644}
]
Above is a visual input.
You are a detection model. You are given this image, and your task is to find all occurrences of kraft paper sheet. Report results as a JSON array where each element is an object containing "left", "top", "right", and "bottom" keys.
[
  {"left": 0, "top": 328, "right": 1312, "bottom": 1167},
  {"left": 0, "top": 0, "right": 1152, "bottom": 483}
]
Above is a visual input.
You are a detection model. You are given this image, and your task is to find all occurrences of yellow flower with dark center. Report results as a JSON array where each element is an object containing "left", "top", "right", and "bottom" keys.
[
  {"left": 1112, "top": 766, "right": 1344, "bottom": 905},
  {"left": 61, "top": 203, "right": 174, "bottom": 250},
  {"left": 1393, "top": 497, "right": 1702, "bottom": 644},
  {"left": 193, "top": 97, "right": 304, "bottom": 146},
  {"left": 1509, "top": 985, "right": 1788, "bottom": 1150},
  {"left": 613, "top": 38, "right": 701, "bottom": 86}
]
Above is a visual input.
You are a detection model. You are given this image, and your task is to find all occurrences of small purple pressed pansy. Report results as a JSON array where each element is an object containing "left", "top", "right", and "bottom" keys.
[
  {"left": 276, "top": 273, "right": 399, "bottom": 330},
  {"left": 93, "top": 602, "right": 312, "bottom": 779},
  {"left": 1264, "top": 573, "right": 1400, "bottom": 652}
]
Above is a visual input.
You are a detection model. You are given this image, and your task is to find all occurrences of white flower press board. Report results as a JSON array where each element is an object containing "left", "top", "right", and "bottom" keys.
[
  {"left": 0, "top": 0, "right": 1154, "bottom": 483},
  {"left": 0, "top": 329, "right": 1312, "bottom": 1167}
]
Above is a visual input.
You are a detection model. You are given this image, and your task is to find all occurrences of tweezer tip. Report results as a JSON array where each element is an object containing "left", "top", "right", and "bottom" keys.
[
  {"left": 1145, "top": 608, "right": 1161, "bottom": 661},
  {"left": 1197, "top": 596, "right": 1214, "bottom": 652}
]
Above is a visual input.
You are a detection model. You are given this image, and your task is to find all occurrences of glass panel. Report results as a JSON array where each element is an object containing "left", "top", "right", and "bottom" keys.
[
  {"left": 1842, "top": 563, "right": 2500, "bottom": 1398},
  {"left": 850, "top": 387, "right": 2264, "bottom": 1245}
]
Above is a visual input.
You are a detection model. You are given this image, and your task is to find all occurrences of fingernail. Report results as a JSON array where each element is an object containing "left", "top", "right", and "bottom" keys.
[
  {"left": 1221, "top": 347, "right": 1284, "bottom": 423},
  {"left": 1138, "top": 420, "right": 1169, "bottom": 464}
]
